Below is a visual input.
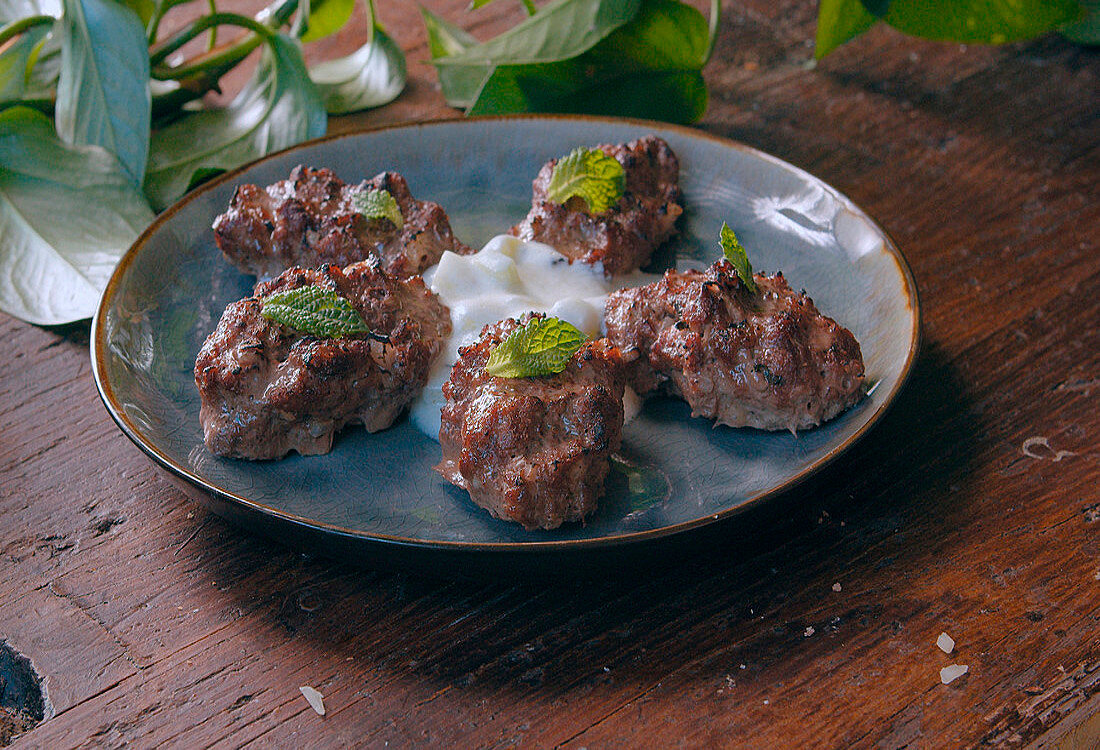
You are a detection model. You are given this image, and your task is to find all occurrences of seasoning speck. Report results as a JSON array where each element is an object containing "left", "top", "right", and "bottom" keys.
[
  {"left": 937, "top": 632, "right": 955, "bottom": 654},
  {"left": 804, "top": 626, "right": 815, "bottom": 637},
  {"left": 299, "top": 685, "right": 326, "bottom": 715},
  {"left": 832, "top": 582, "right": 842, "bottom": 592}
]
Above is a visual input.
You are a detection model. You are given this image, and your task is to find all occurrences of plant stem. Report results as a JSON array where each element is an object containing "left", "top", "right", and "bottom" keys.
[
  {"left": 0, "top": 15, "right": 53, "bottom": 47},
  {"left": 148, "top": 0, "right": 297, "bottom": 114},
  {"left": 150, "top": 12, "right": 276, "bottom": 70},
  {"left": 206, "top": 0, "right": 218, "bottom": 50}
]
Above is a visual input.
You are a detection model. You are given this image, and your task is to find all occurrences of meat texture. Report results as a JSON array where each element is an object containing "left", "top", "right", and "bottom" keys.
[
  {"left": 212, "top": 166, "right": 470, "bottom": 279},
  {"left": 195, "top": 262, "right": 451, "bottom": 460},
  {"left": 604, "top": 260, "right": 865, "bottom": 432},
  {"left": 510, "top": 136, "right": 683, "bottom": 275},
  {"left": 436, "top": 315, "right": 625, "bottom": 530}
]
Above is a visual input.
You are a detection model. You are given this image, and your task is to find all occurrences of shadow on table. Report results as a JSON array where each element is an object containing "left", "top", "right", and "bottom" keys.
[{"left": 199, "top": 341, "right": 984, "bottom": 702}]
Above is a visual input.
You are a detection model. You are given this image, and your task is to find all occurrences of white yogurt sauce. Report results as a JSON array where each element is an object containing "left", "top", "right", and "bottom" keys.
[{"left": 410, "top": 235, "right": 658, "bottom": 439}]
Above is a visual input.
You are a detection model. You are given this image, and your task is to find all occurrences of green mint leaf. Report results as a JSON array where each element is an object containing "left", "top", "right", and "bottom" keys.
[
  {"left": 719, "top": 222, "right": 757, "bottom": 294},
  {"left": 545, "top": 147, "right": 625, "bottom": 214},
  {"left": 353, "top": 188, "right": 403, "bottom": 228},
  {"left": 261, "top": 285, "right": 372, "bottom": 338},
  {"left": 485, "top": 316, "right": 587, "bottom": 378}
]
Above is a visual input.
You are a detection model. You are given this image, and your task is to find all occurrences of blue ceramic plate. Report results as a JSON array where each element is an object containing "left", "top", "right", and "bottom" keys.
[{"left": 92, "top": 115, "right": 919, "bottom": 557}]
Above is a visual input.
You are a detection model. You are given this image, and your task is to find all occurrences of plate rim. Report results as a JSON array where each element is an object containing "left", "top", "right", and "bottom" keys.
[{"left": 91, "top": 113, "right": 922, "bottom": 553}]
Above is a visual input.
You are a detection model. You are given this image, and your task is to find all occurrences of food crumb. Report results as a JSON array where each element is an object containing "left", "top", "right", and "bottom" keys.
[
  {"left": 940, "top": 664, "right": 968, "bottom": 685},
  {"left": 804, "top": 626, "right": 815, "bottom": 637},
  {"left": 937, "top": 632, "right": 955, "bottom": 654},
  {"left": 832, "top": 582, "right": 842, "bottom": 592},
  {"left": 299, "top": 686, "right": 326, "bottom": 715}
]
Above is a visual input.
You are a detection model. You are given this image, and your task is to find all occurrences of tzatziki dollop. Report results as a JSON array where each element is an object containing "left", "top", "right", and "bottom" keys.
[{"left": 409, "top": 235, "right": 658, "bottom": 439}]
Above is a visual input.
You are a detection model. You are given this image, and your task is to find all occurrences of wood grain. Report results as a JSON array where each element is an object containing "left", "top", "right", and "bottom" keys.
[{"left": 2, "top": 1, "right": 1098, "bottom": 747}]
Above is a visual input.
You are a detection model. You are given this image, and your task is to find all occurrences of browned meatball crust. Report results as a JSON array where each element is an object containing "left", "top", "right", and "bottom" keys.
[
  {"left": 212, "top": 166, "right": 470, "bottom": 279},
  {"left": 195, "top": 262, "right": 451, "bottom": 460},
  {"left": 604, "top": 260, "right": 865, "bottom": 432},
  {"left": 436, "top": 315, "right": 626, "bottom": 530},
  {"left": 509, "top": 136, "right": 683, "bottom": 275}
]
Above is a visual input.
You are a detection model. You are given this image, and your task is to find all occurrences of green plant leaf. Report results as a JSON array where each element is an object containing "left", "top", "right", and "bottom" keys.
[
  {"left": 485, "top": 316, "right": 587, "bottom": 378},
  {"left": 421, "top": 5, "right": 478, "bottom": 58},
  {"left": 463, "top": 0, "right": 714, "bottom": 123},
  {"left": 55, "top": 0, "right": 150, "bottom": 187},
  {"left": 117, "top": 0, "right": 154, "bottom": 26},
  {"left": 873, "top": 0, "right": 1082, "bottom": 43},
  {"left": 1062, "top": 0, "right": 1100, "bottom": 43},
  {"left": 352, "top": 187, "right": 402, "bottom": 227},
  {"left": 309, "top": 26, "right": 405, "bottom": 113},
  {"left": 429, "top": 0, "right": 640, "bottom": 109},
  {"left": 0, "top": 0, "right": 60, "bottom": 23},
  {"left": 0, "top": 106, "right": 154, "bottom": 324},
  {"left": 184, "top": 166, "right": 226, "bottom": 192},
  {"left": 545, "top": 146, "right": 625, "bottom": 213},
  {"left": 815, "top": 0, "right": 877, "bottom": 58},
  {"left": 144, "top": 33, "right": 327, "bottom": 211},
  {"left": 719, "top": 222, "right": 756, "bottom": 294},
  {"left": 471, "top": 0, "right": 537, "bottom": 12},
  {"left": 0, "top": 22, "right": 50, "bottom": 102},
  {"left": 261, "top": 284, "right": 372, "bottom": 338},
  {"left": 300, "top": 0, "right": 354, "bottom": 42}
]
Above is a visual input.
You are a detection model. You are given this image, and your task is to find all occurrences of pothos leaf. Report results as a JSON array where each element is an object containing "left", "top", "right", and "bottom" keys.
[
  {"left": 815, "top": 0, "right": 877, "bottom": 59},
  {"left": 185, "top": 167, "right": 226, "bottom": 192},
  {"left": 300, "top": 0, "right": 354, "bottom": 43},
  {"left": 546, "top": 146, "right": 625, "bottom": 214},
  {"left": 1062, "top": 0, "right": 1100, "bottom": 44},
  {"left": 471, "top": 0, "right": 537, "bottom": 13},
  {"left": 462, "top": 0, "right": 715, "bottom": 124},
  {"left": 261, "top": 285, "right": 372, "bottom": 338},
  {"left": 874, "top": 0, "right": 1082, "bottom": 44},
  {"left": 485, "top": 316, "right": 587, "bottom": 378},
  {"left": 0, "top": 0, "right": 61, "bottom": 23},
  {"left": 352, "top": 188, "right": 402, "bottom": 228},
  {"left": 309, "top": 26, "right": 405, "bottom": 114},
  {"left": 429, "top": 0, "right": 640, "bottom": 110},
  {"left": 0, "top": 106, "right": 154, "bottom": 325},
  {"left": 55, "top": 0, "right": 150, "bottom": 187},
  {"left": 144, "top": 34, "right": 327, "bottom": 211},
  {"left": 719, "top": 222, "right": 756, "bottom": 294},
  {"left": 421, "top": 4, "right": 478, "bottom": 59},
  {"left": 116, "top": 0, "right": 154, "bottom": 26},
  {"left": 0, "top": 22, "right": 50, "bottom": 102}
]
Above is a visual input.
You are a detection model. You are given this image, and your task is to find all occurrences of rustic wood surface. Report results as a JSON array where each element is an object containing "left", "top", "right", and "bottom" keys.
[{"left": 2, "top": 1, "right": 1098, "bottom": 747}]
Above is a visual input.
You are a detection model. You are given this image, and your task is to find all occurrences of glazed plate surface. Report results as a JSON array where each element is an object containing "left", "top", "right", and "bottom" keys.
[{"left": 92, "top": 115, "right": 919, "bottom": 555}]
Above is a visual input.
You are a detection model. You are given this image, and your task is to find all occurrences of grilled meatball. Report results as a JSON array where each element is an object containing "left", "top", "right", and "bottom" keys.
[
  {"left": 436, "top": 315, "right": 625, "bottom": 530},
  {"left": 510, "top": 136, "right": 683, "bottom": 275},
  {"left": 195, "top": 262, "right": 451, "bottom": 460},
  {"left": 212, "top": 166, "right": 470, "bottom": 279},
  {"left": 605, "top": 260, "right": 865, "bottom": 432}
]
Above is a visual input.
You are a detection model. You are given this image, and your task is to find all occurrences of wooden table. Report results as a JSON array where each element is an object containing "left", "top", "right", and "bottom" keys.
[{"left": 3, "top": 2, "right": 1098, "bottom": 747}]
